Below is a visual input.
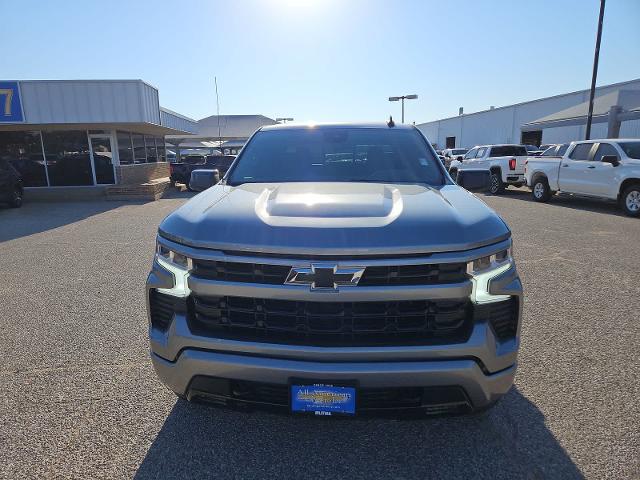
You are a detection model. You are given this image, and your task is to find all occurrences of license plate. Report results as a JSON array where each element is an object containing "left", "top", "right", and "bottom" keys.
[{"left": 291, "top": 384, "right": 356, "bottom": 415}]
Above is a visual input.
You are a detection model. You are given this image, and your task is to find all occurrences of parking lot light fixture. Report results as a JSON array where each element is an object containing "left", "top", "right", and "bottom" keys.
[{"left": 388, "top": 94, "right": 418, "bottom": 123}]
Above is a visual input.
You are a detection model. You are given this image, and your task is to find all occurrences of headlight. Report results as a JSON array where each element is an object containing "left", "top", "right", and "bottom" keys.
[
  {"left": 155, "top": 240, "right": 192, "bottom": 297},
  {"left": 467, "top": 248, "right": 513, "bottom": 304}
]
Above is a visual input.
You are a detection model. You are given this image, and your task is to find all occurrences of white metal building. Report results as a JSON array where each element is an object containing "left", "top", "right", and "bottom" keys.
[{"left": 417, "top": 78, "right": 640, "bottom": 149}]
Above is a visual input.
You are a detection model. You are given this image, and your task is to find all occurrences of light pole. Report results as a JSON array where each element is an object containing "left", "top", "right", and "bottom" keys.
[
  {"left": 585, "top": 0, "right": 606, "bottom": 140},
  {"left": 388, "top": 94, "right": 418, "bottom": 123},
  {"left": 276, "top": 117, "right": 294, "bottom": 124}
]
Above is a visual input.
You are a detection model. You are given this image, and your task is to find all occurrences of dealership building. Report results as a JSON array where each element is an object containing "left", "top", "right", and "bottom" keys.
[
  {"left": 418, "top": 78, "right": 640, "bottom": 149},
  {"left": 0, "top": 79, "right": 197, "bottom": 198}
]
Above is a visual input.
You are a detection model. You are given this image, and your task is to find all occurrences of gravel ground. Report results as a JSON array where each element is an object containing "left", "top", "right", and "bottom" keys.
[{"left": 0, "top": 189, "right": 638, "bottom": 479}]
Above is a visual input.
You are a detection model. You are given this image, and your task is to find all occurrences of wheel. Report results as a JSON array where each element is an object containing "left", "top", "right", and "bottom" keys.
[
  {"left": 489, "top": 172, "right": 505, "bottom": 194},
  {"left": 531, "top": 178, "right": 551, "bottom": 202},
  {"left": 449, "top": 169, "right": 458, "bottom": 182},
  {"left": 8, "top": 187, "right": 23, "bottom": 208},
  {"left": 620, "top": 184, "right": 640, "bottom": 217}
]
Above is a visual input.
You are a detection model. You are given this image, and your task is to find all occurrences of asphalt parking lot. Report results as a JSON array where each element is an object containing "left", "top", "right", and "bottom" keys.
[{"left": 0, "top": 188, "right": 638, "bottom": 480}]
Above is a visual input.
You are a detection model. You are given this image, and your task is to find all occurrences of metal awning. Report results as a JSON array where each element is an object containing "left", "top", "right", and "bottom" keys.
[
  {"left": 522, "top": 89, "right": 640, "bottom": 130},
  {"left": 0, "top": 122, "right": 192, "bottom": 135}
]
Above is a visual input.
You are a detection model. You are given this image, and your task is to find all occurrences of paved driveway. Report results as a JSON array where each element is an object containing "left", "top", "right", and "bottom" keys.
[{"left": 0, "top": 189, "right": 638, "bottom": 479}]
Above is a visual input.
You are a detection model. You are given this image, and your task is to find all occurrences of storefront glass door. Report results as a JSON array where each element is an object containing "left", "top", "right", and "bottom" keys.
[{"left": 89, "top": 135, "right": 115, "bottom": 184}]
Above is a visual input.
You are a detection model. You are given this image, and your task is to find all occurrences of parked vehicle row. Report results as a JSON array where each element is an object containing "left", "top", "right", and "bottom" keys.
[
  {"left": 442, "top": 139, "right": 640, "bottom": 217},
  {"left": 525, "top": 139, "right": 640, "bottom": 217},
  {"left": 169, "top": 154, "right": 236, "bottom": 190}
]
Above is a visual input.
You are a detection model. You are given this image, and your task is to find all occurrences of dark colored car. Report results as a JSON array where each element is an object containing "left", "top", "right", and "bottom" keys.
[
  {"left": 170, "top": 154, "right": 237, "bottom": 189},
  {"left": 204, "top": 155, "right": 237, "bottom": 177},
  {"left": 524, "top": 144, "right": 544, "bottom": 156},
  {"left": 0, "top": 158, "right": 24, "bottom": 208}
]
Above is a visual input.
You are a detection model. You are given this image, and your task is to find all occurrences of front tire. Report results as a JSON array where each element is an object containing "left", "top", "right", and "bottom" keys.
[
  {"left": 620, "top": 184, "right": 640, "bottom": 217},
  {"left": 531, "top": 178, "right": 551, "bottom": 202},
  {"left": 489, "top": 172, "right": 505, "bottom": 194},
  {"left": 8, "top": 187, "right": 23, "bottom": 208}
]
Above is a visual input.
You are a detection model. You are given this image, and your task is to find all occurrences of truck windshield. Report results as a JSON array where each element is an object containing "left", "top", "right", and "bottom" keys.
[
  {"left": 619, "top": 142, "right": 640, "bottom": 160},
  {"left": 227, "top": 127, "right": 445, "bottom": 185}
]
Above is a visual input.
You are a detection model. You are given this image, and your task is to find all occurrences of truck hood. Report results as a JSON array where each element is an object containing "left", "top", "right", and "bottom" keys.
[{"left": 159, "top": 182, "right": 510, "bottom": 255}]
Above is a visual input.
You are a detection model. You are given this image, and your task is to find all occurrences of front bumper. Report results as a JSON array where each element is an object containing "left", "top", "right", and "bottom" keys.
[
  {"left": 151, "top": 349, "right": 516, "bottom": 411},
  {"left": 146, "top": 239, "right": 523, "bottom": 413}
]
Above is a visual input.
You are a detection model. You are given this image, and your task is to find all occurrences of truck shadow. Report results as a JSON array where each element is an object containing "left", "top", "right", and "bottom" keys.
[
  {"left": 134, "top": 387, "right": 583, "bottom": 479},
  {"left": 489, "top": 188, "right": 625, "bottom": 217}
]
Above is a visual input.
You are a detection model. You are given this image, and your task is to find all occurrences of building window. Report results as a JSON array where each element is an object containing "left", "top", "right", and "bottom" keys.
[
  {"left": 132, "top": 134, "right": 146, "bottom": 163},
  {"left": 41, "top": 131, "right": 93, "bottom": 186},
  {"left": 117, "top": 131, "right": 133, "bottom": 165},
  {"left": 156, "top": 136, "right": 166, "bottom": 162},
  {"left": 0, "top": 131, "right": 47, "bottom": 187},
  {"left": 145, "top": 135, "right": 158, "bottom": 162}
]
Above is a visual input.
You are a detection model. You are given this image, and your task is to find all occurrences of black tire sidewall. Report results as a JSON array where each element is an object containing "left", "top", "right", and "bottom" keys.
[
  {"left": 621, "top": 185, "right": 640, "bottom": 217},
  {"left": 489, "top": 173, "right": 504, "bottom": 194},
  {"left": 532, "top": 179, "right": 551, "bottom": 202}
]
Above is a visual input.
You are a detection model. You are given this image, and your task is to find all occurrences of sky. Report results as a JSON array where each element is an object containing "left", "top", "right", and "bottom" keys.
[{"left": 1, "top": 0, "right": 639, "bottom": 124}]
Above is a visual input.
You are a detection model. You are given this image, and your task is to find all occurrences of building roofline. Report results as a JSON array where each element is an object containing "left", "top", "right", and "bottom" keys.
[
  {"left": 6, "top": 78, "right": 161, "bottom": 91},
  {"left": 417, "top": 77, "right": 640, "bottom": 126},
  {"left": 197, "top": 113, "right": 276, "bottom": 122},
  {"left": 160, "top": 106, "right": 197, "bottom": 123}
]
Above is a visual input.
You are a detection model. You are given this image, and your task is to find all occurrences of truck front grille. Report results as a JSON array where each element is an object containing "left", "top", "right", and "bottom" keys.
[
  {"left": 188, "top": 295, "right": 473, "bottom": 346},
  {"left": 191, "top": 259, "right": 468, "bottom": 286}
]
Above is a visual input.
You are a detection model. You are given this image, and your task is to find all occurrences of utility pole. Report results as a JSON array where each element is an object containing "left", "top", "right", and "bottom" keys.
[{"left": 585, "top": 0, "right": 606, "bottom": 140}]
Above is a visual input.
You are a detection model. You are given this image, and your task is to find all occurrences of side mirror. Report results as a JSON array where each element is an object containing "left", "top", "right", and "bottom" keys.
[
  {"left": 456, "top": 169, "right": 491, "bottom": 192},
  {"left": 189, "top": 169, "right": 220, "bottom": 192},
  {"left": 601, "top": 155, "right": 620, "bottom": 167}
]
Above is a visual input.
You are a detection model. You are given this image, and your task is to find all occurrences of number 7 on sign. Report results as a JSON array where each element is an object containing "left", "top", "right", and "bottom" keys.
[{"left": 0, "top": 89, "right": 13, "bottom": 116}]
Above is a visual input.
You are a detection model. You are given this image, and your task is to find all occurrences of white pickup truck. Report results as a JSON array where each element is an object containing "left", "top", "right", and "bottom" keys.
[
  {"left": 525, "top": 139, "right": 640, "bottom": 217},
  {"left": 452, "top": 144, "right": 528, "bottom": 194}
]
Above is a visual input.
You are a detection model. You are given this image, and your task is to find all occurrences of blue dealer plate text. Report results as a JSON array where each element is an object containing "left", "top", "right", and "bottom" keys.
[{"left": 291, "top": 384, "right": 356, "bottom": 415}]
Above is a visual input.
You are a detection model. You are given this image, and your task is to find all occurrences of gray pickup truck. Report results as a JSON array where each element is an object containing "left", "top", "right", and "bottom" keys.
[{"left": 146, "top": 123, "right": 523, "bottom": 416}]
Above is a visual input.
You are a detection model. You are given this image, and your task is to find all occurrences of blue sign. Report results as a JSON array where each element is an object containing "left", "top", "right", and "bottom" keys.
[
  {"left": 0, "top": 81, "right": 24, "bottom": 122},
  {"left": 291, "top": 384, "right": 356, "bottom": 415}
]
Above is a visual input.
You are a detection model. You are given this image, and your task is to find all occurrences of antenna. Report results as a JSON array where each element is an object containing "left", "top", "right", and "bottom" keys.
[{"left": 214, "top": 76, "right": 222, "bottom": 154}]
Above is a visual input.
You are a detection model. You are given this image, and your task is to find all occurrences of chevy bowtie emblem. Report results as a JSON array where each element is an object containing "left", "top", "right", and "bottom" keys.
[{"left": 285, "top": 264, "right": 365, "bottom": 291}]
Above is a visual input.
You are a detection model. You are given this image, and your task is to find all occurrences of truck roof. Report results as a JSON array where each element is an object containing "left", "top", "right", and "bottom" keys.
[
  {"left": 572, "top": 138, "right": 640, "bottom": 143},
  {"left": 260, "top": 122, "right": 416, "bottom": 131}
]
